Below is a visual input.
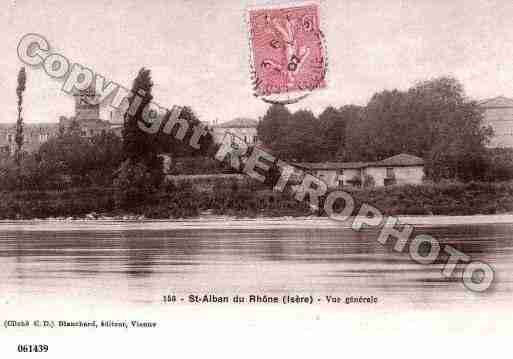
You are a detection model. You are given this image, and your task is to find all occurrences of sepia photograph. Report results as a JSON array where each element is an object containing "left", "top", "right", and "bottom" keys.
[{"left": 1, "top": 0, "right": 512, "bottom": 357}]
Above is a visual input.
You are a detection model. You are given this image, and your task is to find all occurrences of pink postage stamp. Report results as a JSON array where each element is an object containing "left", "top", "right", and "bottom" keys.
[{"left": 247, "top": 1, "right": 327, "bottom": 97}]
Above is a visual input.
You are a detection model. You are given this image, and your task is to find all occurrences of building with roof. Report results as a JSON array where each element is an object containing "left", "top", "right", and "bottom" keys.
[
  {"left": 62, "top": 87, "right": 113, "bottom": 137},
  {"left": 0, "top": 87, "right": 121, "bottom": 156},
  {"left": 212, "top": 117, "right": 258, "bottom": 145},
  {"left": 0, "top": 122, "right": 60, "bottom": 155},
  {"left": 294, "top": 153, "right": 425, "bottom": 188},
  {"left": 58, "top": 117, "right": 111, "bottom": 138},
  {"left": 478, "top": 96, "right": 513, "bottom": 148}
]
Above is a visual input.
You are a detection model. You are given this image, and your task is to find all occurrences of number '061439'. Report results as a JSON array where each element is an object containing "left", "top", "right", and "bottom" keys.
[{"left": 17, "top": 344, "right": 48, "bottom": 353}]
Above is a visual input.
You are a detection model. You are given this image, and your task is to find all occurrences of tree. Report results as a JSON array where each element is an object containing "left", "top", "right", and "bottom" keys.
[
  {"left": 15, "top": 67, "right": 26, "bottom": 165},
  {"left": 257, "top": 105, "right": 324, "bottom": 161},
  {"left": 318, "top": 105, "right": 362, "bottom": 160},
  {"left": 318, "top": 106, "right": 344, "bottom": 159},
  {"left": 38, "top": 129, "right": 123, "bottom": 188},
  {"left": 116, "top": 68, "right": 164, "bottom": 206},
  {"left": 349, "top": 89, "right": 411, "bottom": 161},
  {"left": 123, "top": 68, "right": 156, "bottom": 163},
  {"left": 425, "top": 101, "right": 491, "bottom": 181},
  {"left": 335, "top": 105, "right": 363, "bottom": 160},
  {"left": 407, "top": 77, "right": 490, "bottom": 181},
  {"left": 342, "top": 76, "right": 491, "bottom": 181},
  {"left": 257, "top": 104, "right": 292, "bottom": 149},
  {"left": 485, "top": 148, "right": 513, "bottom": 181},
  {"left": 255, "top": 76, "right": 491, "bottom": 182},
  {"left": 273, "top": 109, "right": 322, "bottom": 161},
  {"left": 157, "top": 106, "right": 214, "bottom": 158}
]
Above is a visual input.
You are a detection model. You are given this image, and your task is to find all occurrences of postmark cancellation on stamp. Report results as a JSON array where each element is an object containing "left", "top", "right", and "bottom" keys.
[{"left": 247, "top": 1, "right": 327, "bottom": 98}]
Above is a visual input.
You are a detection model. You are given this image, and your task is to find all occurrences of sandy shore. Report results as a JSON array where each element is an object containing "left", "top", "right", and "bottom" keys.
[{"left": 0, "top": 214, "right": 512, "bottom": 231}]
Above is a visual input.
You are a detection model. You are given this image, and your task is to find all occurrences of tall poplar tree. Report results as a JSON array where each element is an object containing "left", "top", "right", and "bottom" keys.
[
  {"left": 15, "top": 67, "right": 26, "bottom": 165},
  {"left": 123, "top": 68, "right": 158, "bottom": 163},
  {"left": 116, "top": 67, "right": 163, "bottom": 205}
]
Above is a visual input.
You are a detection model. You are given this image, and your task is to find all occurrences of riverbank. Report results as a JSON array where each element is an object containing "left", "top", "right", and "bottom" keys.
[
  {"left": 1, "top": 214, "right": 513, "bottom": 232},
  {"left": 0, "top": 181, "right": 512, "bottom": 220}
]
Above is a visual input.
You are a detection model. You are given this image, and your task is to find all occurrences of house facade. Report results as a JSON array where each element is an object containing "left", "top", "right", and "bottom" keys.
[
  {"left": 478, "top": 96, "right": 513, "bottom": 148},
  {"left": 294, "top": 153, "right": 425, "bottom": 188},
  {"left": 212, "top": 118, "right": 258, "bottom": 145},
  {"left": 59, "top": 117, "right": 111, "bottom": 138},
  {"left": 0, "top": 123, "right": 60, "bottom": 155}
]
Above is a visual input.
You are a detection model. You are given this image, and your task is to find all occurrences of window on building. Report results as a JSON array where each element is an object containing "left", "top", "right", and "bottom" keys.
[
  {"left": 337, "top": 171, "right": 344, "bottom": 187},
  {"left": 386, "top": 167, "right": 394, "bottom": 178},
  {"left": 384, "top": 167, "right": 396, "bottom": 186},
  {"left": 253, "top": 135, "right": 257, "bottom": 143},
  {"left": 7, "top": 134, "right": 13, "bottom": 143},
  {"left": 244, "top": 135, "right": 247, "bottom": 143},
  {"left": 39, "top": 133, "right": 49, "bottom": 142}
]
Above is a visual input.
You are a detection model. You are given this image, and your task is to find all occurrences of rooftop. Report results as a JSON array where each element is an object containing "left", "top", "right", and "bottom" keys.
[
  {"left": 376, "top": 153, "right": 425, "bottom": 167},
  {"left": 214, "top": 118, "right": 258, "bottom": 129},
  {"left": 295, "top": 161, "right": 369, "bottom": 170},
  {"left": 478, "top": 96, "right": 513, "bottom": 108},
  {"left": 0, "top": 123, "right": 59, "bottom": 130},
  {"left": 294, "top": 154, "right": 424, "bottom": 170}
]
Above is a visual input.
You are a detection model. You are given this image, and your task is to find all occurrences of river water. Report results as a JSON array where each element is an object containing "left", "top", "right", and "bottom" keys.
[{"left": 0, "top": 218, "right": 512, "bottom": 311}]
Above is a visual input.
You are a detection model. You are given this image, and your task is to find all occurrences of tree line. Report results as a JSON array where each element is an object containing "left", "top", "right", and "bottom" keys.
[
  {"left": 1, "top": 67, "right": 218, "bottom": 208},
  {"left": 3, "top": 70, "right": 512, "bottom": 203},
  {"left": 257, "top": 76, "right": 512, "bottom": 182}
]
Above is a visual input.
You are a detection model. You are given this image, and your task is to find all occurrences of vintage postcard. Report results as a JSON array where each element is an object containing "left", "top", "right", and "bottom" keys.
[{"left": 1, "top": 0, "right": 512, "bottom": 357}]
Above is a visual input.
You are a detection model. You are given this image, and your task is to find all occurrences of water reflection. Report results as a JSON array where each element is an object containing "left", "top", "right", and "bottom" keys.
[{"left": 0, "top": 222, "right": 511, "bottom": 307}]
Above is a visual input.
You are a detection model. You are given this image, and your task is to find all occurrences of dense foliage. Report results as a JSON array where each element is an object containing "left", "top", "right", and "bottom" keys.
[
  {"left": 484, "top": 148, "right": 513, "bottom": 181},
  {"left": 116, "top": 68, "right": 164, "bottom": 206},
  {"left": 0, "top": 127, "right": 123, "bottom": 190},
  {"left": 1, "top": 180, "right": 512, "bottom": 219},
  {"left": 1, "top": 73, "right": 512, "bottom": 219},
  {"left": 258, "top": 77, "right": 496, "bottom": 182},
  {"left": 116, "top": 68, "right": 218, "bottom": 207},
  {"left": 157, "top": 106, "right": 215, "bottom": 157}
]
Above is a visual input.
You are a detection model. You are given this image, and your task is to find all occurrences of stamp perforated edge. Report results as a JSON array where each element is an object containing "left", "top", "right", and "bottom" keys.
[{"left": 244, "top": 0, "right": 329, "bottom": 101}]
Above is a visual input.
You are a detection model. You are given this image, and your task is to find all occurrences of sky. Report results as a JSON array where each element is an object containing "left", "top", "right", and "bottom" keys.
[{"left": 2, "top": 0, "right": 513, "bottom": 125}]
